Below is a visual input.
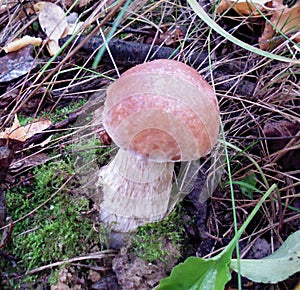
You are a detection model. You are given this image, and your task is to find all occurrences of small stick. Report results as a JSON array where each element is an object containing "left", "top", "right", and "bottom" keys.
[{"left": 59, "top": 35, "right": 209, "bottom": 67}]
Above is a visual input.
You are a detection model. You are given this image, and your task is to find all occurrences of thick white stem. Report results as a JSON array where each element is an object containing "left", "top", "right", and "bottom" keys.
[{"left": 99, "top": 149, "right": 174, "bottom": 232}]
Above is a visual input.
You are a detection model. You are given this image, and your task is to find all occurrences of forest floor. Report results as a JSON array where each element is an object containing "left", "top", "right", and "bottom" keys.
[{"left": 0, "top": 0, "right": 299, "bottom": 289}]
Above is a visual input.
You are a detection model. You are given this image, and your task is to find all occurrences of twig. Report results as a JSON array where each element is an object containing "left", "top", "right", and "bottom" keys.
[
  {"left": 25, "top": 250, "right": 117, "bottom": 276},
  {"left": 59, "top": 35, "right": 209, "bottom": 67}
]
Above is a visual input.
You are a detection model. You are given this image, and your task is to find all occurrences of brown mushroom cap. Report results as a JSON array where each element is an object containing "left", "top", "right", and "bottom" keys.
[{"left": 103, "top": 59, "right": 220, "bottom": 162}]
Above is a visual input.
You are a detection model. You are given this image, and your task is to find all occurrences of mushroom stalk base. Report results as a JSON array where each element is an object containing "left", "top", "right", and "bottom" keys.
[{"left": 99, "top": 149, "right": 174, "bottom": 232}]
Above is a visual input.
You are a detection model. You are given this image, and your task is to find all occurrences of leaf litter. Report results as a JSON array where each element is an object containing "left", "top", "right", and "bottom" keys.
[
  {"left": 34, "top": 1, "right": 68, "bottom": 56},
  {"left": 0, "top": 115, "right": 52, "bottom": 145},
  {"left": 217, "top": 0, "right": 300, "bottom": 49},
  {"left": 0, "top": 0, "right": 299, "bottom": 289}
]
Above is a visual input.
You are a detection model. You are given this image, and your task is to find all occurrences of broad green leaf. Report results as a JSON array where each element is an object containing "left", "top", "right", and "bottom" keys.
[
  {"left": 158, "top": 254, "right": 232, "bottom": 290},
  {"left": 230, "top": 231, "right": 300, "bottom": 283},
  {"left": 158, "top": 184, "right": 277, "bottom": 289}
]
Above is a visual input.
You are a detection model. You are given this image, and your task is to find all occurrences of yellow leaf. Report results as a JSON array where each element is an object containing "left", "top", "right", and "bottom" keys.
[
  {"left": 217, "top": 0, "right": 271, "bottom": 15},
  {"left": 23, "top": 118, "right": 52, "bottom": 140},
  {"left": 3, "top": 35, "right": 42, "bottom": 53},
  {"left": 294, "top": 281, "right": 300, "bottom": 290},
  {"left": 0, "top": 115, "right": 27, "bottom": 141},
  {"left": 272, "top": 2, "right": 300, "bottom": 35},
  {"left": 34, "top": 1, "right": 67, "bottom": 56},
  {"left": 0, "top": 115, "right": 52, "bottom": 144},
  {"left": 259, "top": 2, "right": 300, "bottom": 49}
]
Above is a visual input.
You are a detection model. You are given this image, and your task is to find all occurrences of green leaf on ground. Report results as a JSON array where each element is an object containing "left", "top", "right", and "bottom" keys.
[
  {"left": 158, "top": 252, "right": 232, "bottom": 289},
  {"left": 230, "top": 230, "right": 300, "bottom": 283}
]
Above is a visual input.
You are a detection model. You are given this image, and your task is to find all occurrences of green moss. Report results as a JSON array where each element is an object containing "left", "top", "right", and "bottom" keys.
[
  {"left": 47, "top": 99, "right": 87, "bottom": 123},
  {"left": 132, "top": 209, "right": 185, "bottom": 263},
  {"left": 4, "top": 160, "right": 99, "bottom": 274},
  {"left": 70, "top": 137, "right": 111, "bottom": 167}
]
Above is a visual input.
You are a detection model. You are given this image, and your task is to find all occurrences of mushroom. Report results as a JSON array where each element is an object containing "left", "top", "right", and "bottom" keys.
[{"left": 99, "top": 59, "right": 220, "bottom": 232}]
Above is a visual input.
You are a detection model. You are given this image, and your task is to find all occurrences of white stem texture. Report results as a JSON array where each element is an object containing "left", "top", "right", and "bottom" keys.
[{"left": 99, "top": 149, "right": 174, "bottom": 232}]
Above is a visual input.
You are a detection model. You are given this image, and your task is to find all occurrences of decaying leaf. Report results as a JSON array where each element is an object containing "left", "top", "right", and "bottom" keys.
[
  {"left": 34, "top": 1, "right": 67, "bottom": 56},
  {"left": 145, "top": 26, "right": 185, "bottom": 46},
  {"left": 217, "top": 0, "right": 272, "bottom": 15},
  {"left": 259, "top": 2, "right": 300, "bottom": 49},
  {"left": 64, "top": 21, "right": 85, "bottom": 35},
  {"left": 3, "top": 35, "right": 42, "bottom": 53},
  {"left": 0, "top": 45, "right": 38, "bottom": 83},
  {"left": 263, "top": 120, "right": 300, "bottom": 152},
  {"left": 0, "top": 115, "right": 27, "bottom": 142},
  {"left": 0, "top": 115, "right": 52, "bottom": 145},
  {"left": 78, "top": 0, "right": 92, "bottom": 7}
]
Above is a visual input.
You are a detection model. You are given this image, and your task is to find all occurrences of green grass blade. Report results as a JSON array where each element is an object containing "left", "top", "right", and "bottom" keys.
[
  {"left": 187, "top": 0, "right": 300, "bottom": 64},
  {"left": 92, "top": 0, "right": 132, "bottom": 68}
]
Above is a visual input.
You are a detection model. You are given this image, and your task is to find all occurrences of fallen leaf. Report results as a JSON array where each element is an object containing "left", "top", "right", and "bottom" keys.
[
  {"left": 88, "top": 269, "right": 101, "bottom": 283},
  {"left": 0, "top": 115, "right": 27, "bottom": 142},
  {"left": 64, "top": 21, "right": 85, "bottom": 36},
  {"left": 78, "top": 0, "right": 92, "bottom": 7},
  {"left": 34, "top": 2, "right": 67, "bottom": 56},
  {"left": 159, "top": 26, "right": 185, "bottom": 46},
  {"left": 3, "top": 35, "right": 42, "bottom": 53},
  {"left": 217, "top": 0, "right": 272, "bottom": 15},
  {"left": 50, "top": 282, "right": 71, "bottom": 290},
  {"left": 259, "top": 2, "right": 300, "bottom": 49},
  {"left": 263, "top": 120, "right": 300, "bottom": 171},
  {"left": 0, "top": 115, "right": 52, "bottom": 145},
  {"left": 264, "top": 120, "right": 300, "bottom": 152},
  {"left": 0, "top": 45, "right": 38, "bottom": 83}
]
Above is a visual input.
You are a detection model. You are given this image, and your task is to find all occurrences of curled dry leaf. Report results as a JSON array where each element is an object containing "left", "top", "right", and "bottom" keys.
[
  {"left": 216, "top": 0, "right": 272, "bottom": 15},
  {"left": 259, "top": 2, "right": 300, "bottom": 49},
  {"left": 0, "top": 115, "right": 52, "bottom": 145},
  {"left": 3, "top": 35, "right": 42, "bottom": 53},
  {"left": 34, "top": 1, "right": 67, "bottom": 56}
]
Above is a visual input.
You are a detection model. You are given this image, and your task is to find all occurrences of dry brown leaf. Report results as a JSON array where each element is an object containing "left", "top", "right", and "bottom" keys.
[
  {"left": 0, "top": 115, "right": 52, "bottom": 145},
  {"left": 50, "top": 282, "right": 71, "bottom": 290},
  {"left": 34, "top": 1, "right": 67, "bottom": 56},
  {"left": 161, "top": 27, "right": 185, "bottom": 46},
  {"left": 217, "top": 0, "right": 271, "bottom": 15},
  {"left": 3, "top": 35, "right": 42, "bottom": 53},
  {"left": 0, "top": 115, "right": 27, "bottom": 141},
  {"left": 259, "top": 2, "right": 300, "bottom": 49},
  {"left": 64, "top": 21, "right": 85, "bottom": 36}
]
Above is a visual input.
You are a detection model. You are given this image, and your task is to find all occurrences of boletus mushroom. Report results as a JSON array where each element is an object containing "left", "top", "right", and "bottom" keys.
[{"left": 99, "top": 59, "right": 220, "bottom": 232}]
